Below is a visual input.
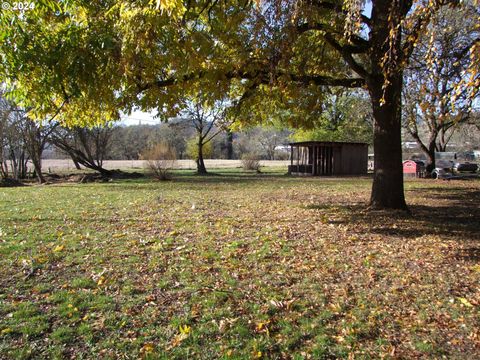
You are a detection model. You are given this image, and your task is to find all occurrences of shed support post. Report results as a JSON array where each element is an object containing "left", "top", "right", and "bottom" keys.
[
  {"left": 297, "top": 146, "right": 300, "bottom": 174},
  {"left": 303, "top": 147, "right": 307, "bottom": 175}
]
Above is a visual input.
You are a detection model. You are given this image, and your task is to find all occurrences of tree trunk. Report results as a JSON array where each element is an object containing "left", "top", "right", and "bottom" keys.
[
  {"left": 31, "top": 157, "right": 45, "bottom": 183},
  {"left": 29, "top": 144, "right": 46, "bottom": 184},
  {"left": 368, "top": 79, "right": 407, "bottom": 210},
  {"left": 197, "top": 139, "right": 207, "bottom": 174},
  {"left": 425, "top": 147, "right": 436, "bottom": 174},
  {"left": 52, "top": 138, "right": 112, "bottom": 175},
  {"left": 74, "top": 155, "right": 112, "bottom": 176},
  {"left": 0, "top": 159, "right": 7, "bottom": 178},
  {"left": 437, "top": 126, "right": 452, "bottom": 152},
  {"left": 368, "top": 1, "right": 408, "bottom": 210},
  {"left": 226, "top": 130, "right": 233, "bottom": 160},
  {"left": 12, "top": 157, "right": 18, "bottom": 179},
  {"left": 422, "top": 133, "right": 437, "bottom": 175},
  {"left": 72, "top": 157, "right": 82, "bottom": 170},
  {"left": 20, "top": 154, "right": 28, "bottom": 179}
]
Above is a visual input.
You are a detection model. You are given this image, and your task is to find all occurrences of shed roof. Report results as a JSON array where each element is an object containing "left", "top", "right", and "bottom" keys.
[{"left": 289, "top": 141, "right": 368, "bottom": 146}]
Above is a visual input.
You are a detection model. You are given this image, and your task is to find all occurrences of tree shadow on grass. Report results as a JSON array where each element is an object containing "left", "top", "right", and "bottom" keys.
[{"left": 308, "top": 185, "right": 480, "bottom": 261}]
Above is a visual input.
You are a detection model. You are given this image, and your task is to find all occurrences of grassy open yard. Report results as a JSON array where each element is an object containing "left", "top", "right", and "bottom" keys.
[{"left": 0, "top": 169, "right": 479, "bottom": 359}]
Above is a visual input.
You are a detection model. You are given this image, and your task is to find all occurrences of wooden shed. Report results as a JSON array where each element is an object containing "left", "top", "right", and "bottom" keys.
[{"left": 288, "top": 141, "right": 368, "bottom": 176}]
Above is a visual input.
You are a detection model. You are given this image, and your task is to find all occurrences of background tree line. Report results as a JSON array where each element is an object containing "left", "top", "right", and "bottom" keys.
[
  {"left": 1, "top": 90, "right": 376, "bottom": 181},
  {"left": 3, "top": 78, "right": 480, "bottom": 184}
]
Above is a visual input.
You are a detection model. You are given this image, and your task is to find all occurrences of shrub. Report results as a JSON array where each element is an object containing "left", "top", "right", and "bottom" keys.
[
  {"left": 241, "top": 153, "right": 261, "bottom": 172},
  {"left": 141, "top": 143, "right": 177, "bottom": 180}
]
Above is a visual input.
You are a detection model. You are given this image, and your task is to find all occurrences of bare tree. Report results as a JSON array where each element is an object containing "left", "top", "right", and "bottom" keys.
[
  {"left": 183, "top": 98, "right": 231, "bottom": 174},
  {"left": 0, "top": 96, "right": 10, "bottom": 178},
  {"left": 403, "top": 6, "right": 480, "bottom": 173},
  {"left": 22, "top": 119, "right": 57, "bottom": 183},
  {"left": 50, "top": 126, "right": 113, "bottom": 175},
  {"left": 234, "top": 126, "right": 291, "bottom": 160},
  {"left": 0, "top": 96, "right": 29, "bottom": 180},
  {"left": 1, "top": 89, "right": 63, "bottom": 182}
]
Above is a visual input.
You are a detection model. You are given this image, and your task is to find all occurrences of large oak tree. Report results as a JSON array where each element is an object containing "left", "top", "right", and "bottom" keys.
[{"left": 1, "top": 0, "right": 479, "bottom": 209}]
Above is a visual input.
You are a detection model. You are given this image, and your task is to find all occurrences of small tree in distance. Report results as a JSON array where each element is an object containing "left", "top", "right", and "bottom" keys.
[{"left": 183, "top": 96, "right": 231, "bottom": 174}]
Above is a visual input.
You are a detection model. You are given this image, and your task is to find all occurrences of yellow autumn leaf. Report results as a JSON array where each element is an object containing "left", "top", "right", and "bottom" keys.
[
  {"left": 141, "top": 342, "right": 155, "bottom": 353},
  {"left": 256, "top": 321, "right": 269, "bottom": 331},
  {"left": 35, "top": 255, "right": 48, "bottom": 264},
  {"left": 179, "top": 324, "right": 191, "bottom": 335},
  {"left": 458, "top": 297, "right": 473, "bottom": 307},
  {"left": 53, "top": 245, "right": 65, "bottom": 252},
  {"left": 1, "top": 328, "right": 12, "bottom": 335},
  {"left": 470, "top": 264, "right": 480, "bottom": 273}
]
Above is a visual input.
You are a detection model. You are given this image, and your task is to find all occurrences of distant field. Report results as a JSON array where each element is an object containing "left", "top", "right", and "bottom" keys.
[
  {"left": 1, "top": 171, "right": 479, "bottom": 358},
  {"left": 41, "top": 159, "right": 290, "bottom": 172}
]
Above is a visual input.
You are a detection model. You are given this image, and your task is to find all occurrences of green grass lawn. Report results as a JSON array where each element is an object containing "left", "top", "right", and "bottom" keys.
[{"left": 1, "top": 169, "right": 479, "bottom": 359}]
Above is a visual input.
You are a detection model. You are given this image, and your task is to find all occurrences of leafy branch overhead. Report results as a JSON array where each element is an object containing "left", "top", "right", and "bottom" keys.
[{"left": 2, "top": 0, "right": 474, "bottom": 125}]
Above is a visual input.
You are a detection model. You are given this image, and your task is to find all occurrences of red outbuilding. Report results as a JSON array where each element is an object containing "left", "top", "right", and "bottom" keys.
[{"left": 403, "top": 160, "right": 426, "bottom": 178}]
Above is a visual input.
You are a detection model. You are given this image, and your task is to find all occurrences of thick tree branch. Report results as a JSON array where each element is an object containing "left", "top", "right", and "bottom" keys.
[
  {"left": 322, "top": 32, "right": 370, "bottom": 79},
  {"left": 296, "top": 22, "right": 370, "bottom": 54},
  {"left": 408, "top": 125, "right": 432, "bottom": 156},
  {"left": 138, "top": 68, "right": 365, "bottom": 94},
  {"left": 296, "top": 22, "right": 370, "bottom": 79}
]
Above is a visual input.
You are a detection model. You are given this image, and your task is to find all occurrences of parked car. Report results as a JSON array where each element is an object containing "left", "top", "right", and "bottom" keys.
[
  {"left": 453, "top": 162, "right": 478, "bottom": 172},
  {"left": 431, "top": 160, "right": 478, "bottom": 179}
]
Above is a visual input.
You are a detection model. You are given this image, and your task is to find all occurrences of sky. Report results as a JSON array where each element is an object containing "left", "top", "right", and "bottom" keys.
[{"left": 120, "top": 110, "right": 160, "bottom": 126}]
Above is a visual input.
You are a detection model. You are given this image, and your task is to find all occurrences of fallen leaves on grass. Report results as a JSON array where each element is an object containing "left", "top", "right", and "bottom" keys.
[{"left": 0, "top": 175, "right": 479, "bottom": 358}]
